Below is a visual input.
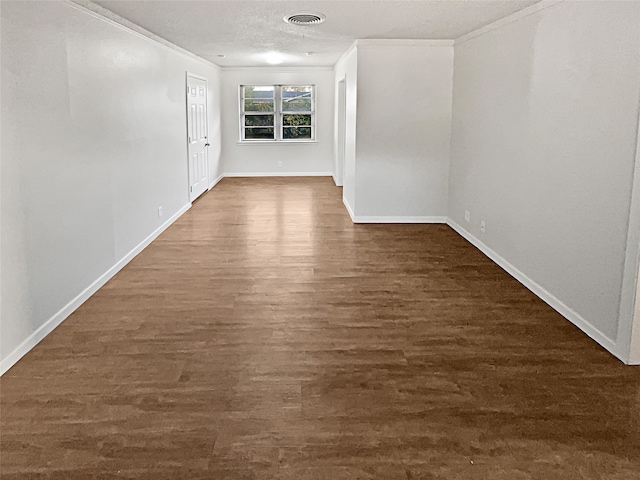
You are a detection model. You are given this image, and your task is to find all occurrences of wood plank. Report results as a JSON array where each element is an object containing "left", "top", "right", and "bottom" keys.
[{"left": 1, "top": 177, "right": 639, "bottom": 479}]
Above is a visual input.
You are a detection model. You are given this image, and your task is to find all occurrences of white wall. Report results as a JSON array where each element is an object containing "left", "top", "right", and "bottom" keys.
[
  {"left": 220, "top": 68, "right": 334, "bottom": 176},
  {"left": 334, "top": 47, "right": 358, "bottom": 214},
  {"left": 353, "top": 42, "right": 453, "bottom": 220},
  {"left": 0, "top": 0, "right": 222, "bottom": 373},
  {"left": 449, "top": 1, "right": 640, "bottom": 359}
]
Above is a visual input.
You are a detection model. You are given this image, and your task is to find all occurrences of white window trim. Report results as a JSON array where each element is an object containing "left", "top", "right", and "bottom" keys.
[{"left": 239, "top": 85, "right": 316, "bottom": 143}]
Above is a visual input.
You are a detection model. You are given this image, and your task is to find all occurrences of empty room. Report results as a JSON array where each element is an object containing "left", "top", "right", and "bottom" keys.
[{"left": 1, "top": 0, "right": 640, "bottom": 478}]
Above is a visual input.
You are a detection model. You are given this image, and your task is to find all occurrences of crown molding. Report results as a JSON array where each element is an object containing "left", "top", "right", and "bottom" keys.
[
  {"left": 356, "top": 39, "right": 454, "bottom": 48},
  {"left": 65, "top": 0, "right": 221, "bottom": 70},
  {"left": 221, "top": 66, "right": 334, "bottom": 73},
  {"left": 455, "top": 0, "right": 566, "bottom": 45}
]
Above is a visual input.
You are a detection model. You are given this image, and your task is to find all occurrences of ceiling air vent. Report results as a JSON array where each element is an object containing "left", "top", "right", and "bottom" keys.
[{"left": 284, "top": 12, "right": 326, "bottom": 26}]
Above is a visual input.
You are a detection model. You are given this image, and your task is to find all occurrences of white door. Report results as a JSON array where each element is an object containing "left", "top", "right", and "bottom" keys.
[{"left": 187, "top": 75, "right": 209, "bottom": 202}]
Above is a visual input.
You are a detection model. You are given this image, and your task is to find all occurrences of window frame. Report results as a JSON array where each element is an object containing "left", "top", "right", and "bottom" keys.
[{"left": 239, "top": 85, "right": 316, "bottom": 143}]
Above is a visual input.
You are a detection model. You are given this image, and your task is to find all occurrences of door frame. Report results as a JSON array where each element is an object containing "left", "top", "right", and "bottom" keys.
[
  {"left": 335, "top": 77, "right": 347, "bottom": 187},
  {"left": 185, "top": 72, "right": 210, "bottom": 202}
]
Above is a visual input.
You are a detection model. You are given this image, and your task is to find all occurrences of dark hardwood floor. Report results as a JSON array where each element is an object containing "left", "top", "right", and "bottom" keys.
[{"left": 1, "top": 177, "right": 639, "bottom": 479}]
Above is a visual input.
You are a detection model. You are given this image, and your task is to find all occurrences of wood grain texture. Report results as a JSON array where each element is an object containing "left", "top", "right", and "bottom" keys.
[{"left": 1, "top": 177, "right": 639, "bottom": 479}]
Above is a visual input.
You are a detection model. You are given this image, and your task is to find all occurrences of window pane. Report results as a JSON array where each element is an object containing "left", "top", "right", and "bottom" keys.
[
  {"left": 243, "top": 86, "right": 274, "bottom": 99},
  {"left": 282, "top": 86, "right": 312, "bottom": 97},
  {"left": 244, "top": 99, "right": 274, "bottom": 112},
  {"left": 283, "top": 126, "right": 312, "bottom": 139},
  {"left": 245, "top": 127, "right": 274, "bottom": 140},
  {"left": 281, "top": 86, "right": 312, "bottom": 111},
  {"left": 244, "top": 114, "right": 274, "bottom": 127},
  {"left": 282, "top": 98, "right": 311, "bottom": 112},
  {"left": 283, "top": 114, "right": 311, "bottom": 126},
  {"left": 240, "top": 86, "right": 314, "bottom": 142}
]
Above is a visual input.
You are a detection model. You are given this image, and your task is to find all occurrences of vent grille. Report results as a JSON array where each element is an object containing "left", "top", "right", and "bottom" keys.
[{"left": 284, "top": 13, "right": 326, "bottom": 26}]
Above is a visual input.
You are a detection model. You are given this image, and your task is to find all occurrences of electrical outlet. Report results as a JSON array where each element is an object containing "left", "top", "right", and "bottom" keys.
[
  {"left": 464, "top": 210, "right": 470, "bottom": 222},
  {"left": 158, "top": 206, "right": 163, "bottom": 218},
  {"left": 480, "top": 220, "right": 486, "bottom": 233},
  {"left": 277, "top": 161, "right": 283, "bottom": 168}
]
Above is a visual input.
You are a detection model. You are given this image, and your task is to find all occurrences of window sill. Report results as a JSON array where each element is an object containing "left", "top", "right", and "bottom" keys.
[{"left": 237, "top": 140, "right": 318, "bottom": 145}]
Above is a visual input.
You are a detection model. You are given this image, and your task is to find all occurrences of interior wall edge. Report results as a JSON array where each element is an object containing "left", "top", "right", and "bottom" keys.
[
  {"left": 334, "top": 42, "right": 358, "bottom": 69},
  {"left": 342, "top": 196, "right": 356, "bottom": 223},
  {"left": 617, "top": 145, "right": 640, "bottom": 360},
  {"left": 0, "top": 203, "right": 193, "bottom": 376},
  {"left": 623, "top": 91, "right": 640, "bottom": 365},
  {"left": 446, "top": 218, "right": 628, "bottom": 364},
  {"left": 630, "top": 254, "right": 640, "bottom": 364}
]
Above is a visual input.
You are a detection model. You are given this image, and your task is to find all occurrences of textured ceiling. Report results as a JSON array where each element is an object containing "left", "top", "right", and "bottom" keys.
[{"left": 91, "top": 0, "right": 542, "bottom": 67}]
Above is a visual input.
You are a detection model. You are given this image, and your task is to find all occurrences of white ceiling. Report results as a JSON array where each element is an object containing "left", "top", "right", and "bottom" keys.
[{"left": 91, "top": 0, "right": 542, "bottom": 67}]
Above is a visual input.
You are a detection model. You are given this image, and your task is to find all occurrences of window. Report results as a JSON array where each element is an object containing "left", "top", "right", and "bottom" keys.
[{"left": 240, "top": 85, "right": 315, "bottom": 142}]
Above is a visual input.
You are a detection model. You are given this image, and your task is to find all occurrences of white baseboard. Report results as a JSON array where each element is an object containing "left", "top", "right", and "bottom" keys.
[
  {"left": 0, "top": 203, "right": 192, "bottom": 376},
  {"left": 224, "top": 172, "right": 333, "bottom": 178},
  {"left": 209, "top": 173, "right": 224, "bottom": 190},
  {"left": 353, "top": 215, "right": 447, "bottom": 224},
  {"left": 341, "top": 197, "right": 446, "bottom": 224},
  {"left": 342, "top": 196, "right": 356, "bottom": 222},
  {"left": 446, "top": 218, "right": 625, "bottom": 363}
]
